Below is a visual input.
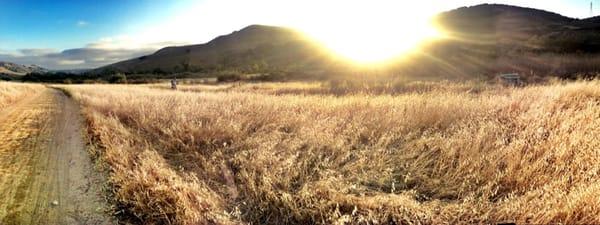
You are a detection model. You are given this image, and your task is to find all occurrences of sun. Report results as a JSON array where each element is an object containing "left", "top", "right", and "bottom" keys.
[
  {"left": 296, "top": 1, "right": 443, "bottom": 64},
  {"left": 322, "top": 20, "right": 441, "bottom": 64}
]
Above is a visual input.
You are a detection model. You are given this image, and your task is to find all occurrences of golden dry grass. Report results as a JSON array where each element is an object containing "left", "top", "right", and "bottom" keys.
[
  {"left": 0, "top": 82, "right": 42, "bottom": 109},
  {"left": 60, "top": 80, "right": 600, "bottom": 225},
  {"left": 146, "top": 80, "right": 496, "bottom": 96}
]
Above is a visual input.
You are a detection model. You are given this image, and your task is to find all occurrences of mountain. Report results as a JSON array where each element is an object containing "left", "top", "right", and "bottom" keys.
[
  {"left": 96, "top": 25, "right": 334, "bottom": 76},
  {"left": 401, "top": 4, "right": 600, "bottom": 79},
  {"left": 53, "top": 68, "right": 92, "bottom": 74},
  {"left": 434, "top": 4, "right": 600, "bottom": 53},
  {"left": 0, "top": 62, "right": 47, "bottom": 79},
  {"left": 97, "top": 4, "right": 600, "bottom": 80}
]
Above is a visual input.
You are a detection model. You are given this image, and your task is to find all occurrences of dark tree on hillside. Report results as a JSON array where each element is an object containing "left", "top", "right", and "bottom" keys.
[{"left": 109, "top": 74, "right": 127, "bottom": 83}]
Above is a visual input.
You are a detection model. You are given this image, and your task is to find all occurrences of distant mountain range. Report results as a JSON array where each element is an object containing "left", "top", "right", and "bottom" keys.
[
  {"left": 18, "top": 4, "right": 600, "bottom": 82},
  {"left": 92, "top": 4, "right": 600, "bottom": 79}
]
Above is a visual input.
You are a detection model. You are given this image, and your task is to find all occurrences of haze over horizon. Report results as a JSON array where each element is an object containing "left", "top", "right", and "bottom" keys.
[{"left": 0, "top": 0, "right": 595, "bottom": 69}]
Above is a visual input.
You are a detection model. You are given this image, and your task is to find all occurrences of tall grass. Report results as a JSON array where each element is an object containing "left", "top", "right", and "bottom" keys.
[
  {"left": 0, "top": 82, "right": 42, "bottom": 109},
  {"left": 61, "top": 80, "right": 600, "bottom": 224},
  {"left": 147, "top": 80, "right": 496, "bottom": 96}
]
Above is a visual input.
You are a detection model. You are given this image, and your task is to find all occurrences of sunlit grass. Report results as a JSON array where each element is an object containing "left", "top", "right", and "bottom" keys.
[
  {"left": 60, "top": 80, "right": 600, "bottom": 224},
  {"left": 0, "top": 82, "right": 42, "bottom": 109}
]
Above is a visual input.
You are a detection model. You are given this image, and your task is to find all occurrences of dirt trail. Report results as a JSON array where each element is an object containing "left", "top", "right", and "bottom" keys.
[{"left": 0, "top": 88, "right": 114, "bottom": 225}]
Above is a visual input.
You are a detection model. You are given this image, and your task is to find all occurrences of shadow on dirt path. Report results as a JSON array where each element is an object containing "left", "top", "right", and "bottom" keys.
[{"left": 0, "top": 88, "right": 114, "bottom": 225}]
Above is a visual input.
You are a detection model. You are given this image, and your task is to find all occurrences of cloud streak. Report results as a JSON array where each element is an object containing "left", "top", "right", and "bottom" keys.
[
  {"left": 0, "top": 39, "right": 187, "bottom": 70},
  {"left": 77, "top": 20, "right": 89, "bottom": 27},
  {"left": 0, "top": 48, "right": 154, "bottom": 70}
]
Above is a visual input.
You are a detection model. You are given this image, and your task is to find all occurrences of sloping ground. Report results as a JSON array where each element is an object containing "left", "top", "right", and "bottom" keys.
[
  {"left": 96, "top": 25, "right": 330, "bottom": 75},
  {"left": 0, "top": 88, "right": 114, "bottom": 225},
  {"left": 0, "top": 62, "right": 47, "bottom": 76},
  {"left": 0, "top": 67, "right": 24, "bottom": 76}
]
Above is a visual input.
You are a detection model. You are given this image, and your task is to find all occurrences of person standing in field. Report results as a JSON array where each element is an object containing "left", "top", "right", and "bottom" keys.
[{"left": 171, "top": 78, "right": 178, "bottom": 90}]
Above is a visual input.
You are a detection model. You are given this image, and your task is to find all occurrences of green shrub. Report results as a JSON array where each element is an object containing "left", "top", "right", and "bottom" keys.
[{"left": 109, "top": 74, "right": 128, "bottom": 84}]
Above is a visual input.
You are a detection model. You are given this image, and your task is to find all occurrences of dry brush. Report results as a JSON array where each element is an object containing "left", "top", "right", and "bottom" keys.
[
  {"left": 61, "top": 80, "right": 600, "bottom": 224},
  {"left": 0, "top": 82, "right": 42, "bottom": 109}
]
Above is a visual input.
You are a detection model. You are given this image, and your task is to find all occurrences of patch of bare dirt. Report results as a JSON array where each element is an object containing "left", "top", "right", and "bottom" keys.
[{"left": 0, "top": 88, "right": 114, "bottom": 225}]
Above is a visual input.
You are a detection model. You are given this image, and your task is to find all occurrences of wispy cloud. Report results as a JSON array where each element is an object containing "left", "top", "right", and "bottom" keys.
[
  {"left": 18, "top": 48, "right": 56, "bottom": 56},
  {"left": 0, "top": 37, "right": 188, "bottom": 69},
  {"left": 85, "top": 35, "right": 188, "bottom": 50},
  {"left": 76, "top": 20, "right": 89, "bottom": 27},
  {"left": 57, "top": 59, "right": 85, "bottom": 65}
]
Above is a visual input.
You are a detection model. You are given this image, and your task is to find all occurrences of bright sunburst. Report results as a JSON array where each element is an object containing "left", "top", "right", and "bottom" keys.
[
  {"left": 134, "top": 0, "right": 445, "bottom": 65},
  {"left": 317, "top": 20, "right": 442, "bottom": 64},
  {"left": 295, "top": 1, "right": 444, "bottom": 64}
]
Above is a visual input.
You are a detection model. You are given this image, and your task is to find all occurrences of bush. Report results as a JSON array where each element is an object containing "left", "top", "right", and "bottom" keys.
[
  {"left": 109, "top": 74, "right": 128, "bottom": 84},
  {"left": 217, "top": 73, "right": 242, "bottom": 82}
]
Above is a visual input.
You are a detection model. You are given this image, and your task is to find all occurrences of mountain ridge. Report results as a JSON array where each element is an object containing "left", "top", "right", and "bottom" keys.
[
  {"left": 82, "top": 4, "right": 600, "bottom": 79},
  {"left": 0, "top": 62, "right": 47, "bottom": 77},
  {"left": 95, "top": 25, "right": 332, "bottom": 76}
]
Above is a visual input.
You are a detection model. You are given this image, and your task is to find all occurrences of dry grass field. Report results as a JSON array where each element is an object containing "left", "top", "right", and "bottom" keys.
[
  {"left": 0, "top": 82, "right": 41, "bottom": 109},
  {"left": 58, "top": 80, "right": 600, "bottom": 225},
  {"left": 146, "top": 80, "right": 496, "bottom": 96}
]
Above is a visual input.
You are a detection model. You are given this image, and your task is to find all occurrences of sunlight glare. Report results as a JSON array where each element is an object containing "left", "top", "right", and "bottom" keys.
[
  {"left": 314, "top": 19, "right": 442, "bottom": 64},
  {"left": 130, "top": 0, "right": 444, "bottom": 64},
  {"left": 293, "top": 1, "right": 443, "bottom": 64}
]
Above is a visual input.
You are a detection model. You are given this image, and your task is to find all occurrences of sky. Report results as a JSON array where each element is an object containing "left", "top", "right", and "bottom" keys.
[{"left": 0, "top": 0, "right": 594, "bottom": 69}]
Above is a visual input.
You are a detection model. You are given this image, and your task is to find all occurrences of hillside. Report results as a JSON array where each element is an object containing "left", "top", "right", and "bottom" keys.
[
  {"left": 0, "top": 62, "right": 48, "bottom": 81},
  {"left": 0, "top": 62, "right": 47, "bottom": 76},
  {"left": 434, "top": 4, "right": 600, "bottom": 53},
  {"left": 96, "top": 25, "right": 334, "bottom": 76},
  {"left": 94, "top": 4, "right": 600, "bottom": 80},
  {"left": 402, "top": 4, "right": 600, "bottom": 79}
]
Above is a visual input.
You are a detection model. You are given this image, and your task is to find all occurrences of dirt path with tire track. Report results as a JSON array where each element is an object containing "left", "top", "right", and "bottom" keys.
[{"left": 0, "top": 88, "right": 113, "bottom": 225}]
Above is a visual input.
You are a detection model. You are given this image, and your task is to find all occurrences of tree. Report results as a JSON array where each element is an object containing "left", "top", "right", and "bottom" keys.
[{"left": 109, "top": 73, "right": 127, "bottom": 84}]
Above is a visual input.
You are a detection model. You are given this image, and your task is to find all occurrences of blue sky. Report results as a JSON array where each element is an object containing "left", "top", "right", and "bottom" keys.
[
  {"left": 0, "top": 0, "right": 594, "bottom": 69},
  {"left": 0, "top": 0, "right": 191, "bottom": 50}
]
